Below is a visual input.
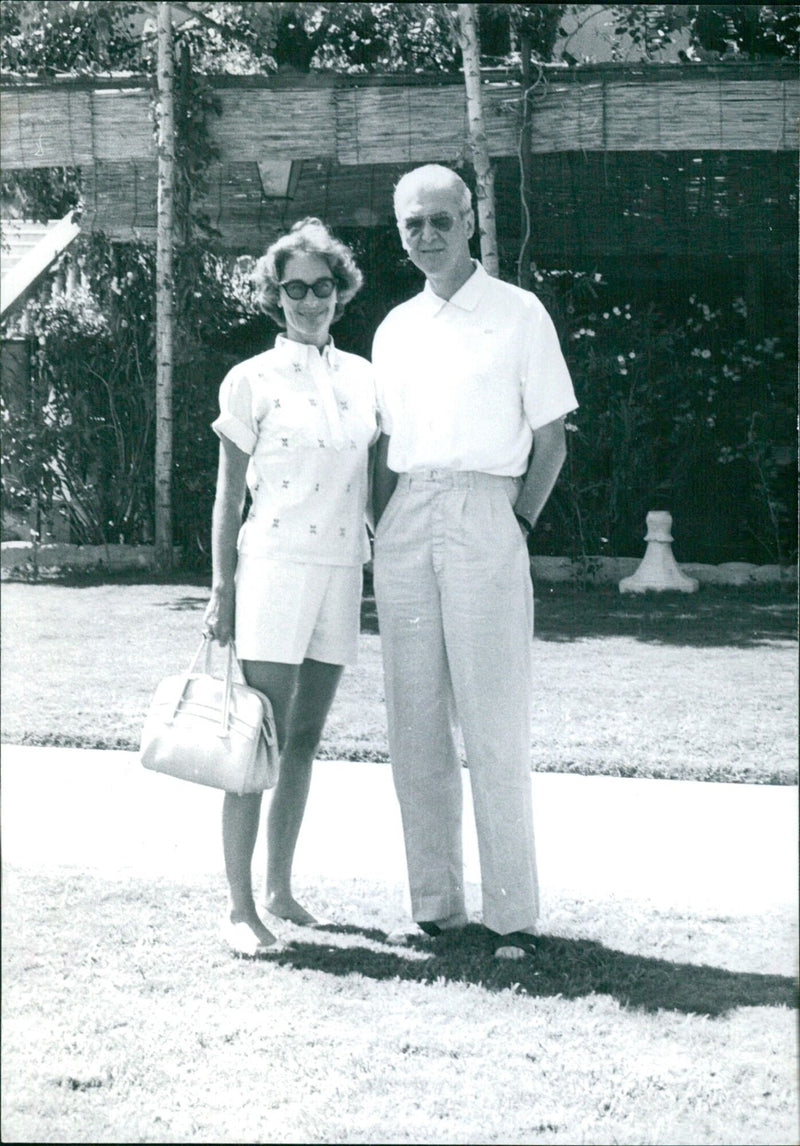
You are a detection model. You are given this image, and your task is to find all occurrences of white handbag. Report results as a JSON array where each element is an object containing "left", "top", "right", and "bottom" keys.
[{"left": 140, "top": 637, "right": 280, "bottom": 795}]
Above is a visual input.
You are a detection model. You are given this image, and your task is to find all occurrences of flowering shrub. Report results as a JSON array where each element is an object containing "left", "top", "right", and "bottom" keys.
[
  {"left": 531, "top": 272, "right": 796, "bottom": 565},
  {"left": 1, "top": 240, "right": 155, "bottom": 545},
  {"left": 1, "top": 234, "right": 264, "bottom": 553}
]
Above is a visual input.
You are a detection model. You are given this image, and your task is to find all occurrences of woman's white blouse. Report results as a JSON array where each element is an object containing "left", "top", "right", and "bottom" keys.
[{"left": 212, "top": 335, "right": 378, "bottom": 566}]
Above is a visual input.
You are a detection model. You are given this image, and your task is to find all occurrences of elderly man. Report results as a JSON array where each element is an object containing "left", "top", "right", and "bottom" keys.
[{"left": 372, "top": 164, "right": 577, "bottom": 958}]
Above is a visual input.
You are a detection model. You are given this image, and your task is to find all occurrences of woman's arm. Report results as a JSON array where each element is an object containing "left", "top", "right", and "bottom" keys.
[{"left": 202, "top": 436, "right": 250, "bottom": 645}]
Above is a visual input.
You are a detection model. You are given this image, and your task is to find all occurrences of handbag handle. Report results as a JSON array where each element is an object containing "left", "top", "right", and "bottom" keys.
[{"left": 169, "top": 637, "right": 242, "bottom": 739}]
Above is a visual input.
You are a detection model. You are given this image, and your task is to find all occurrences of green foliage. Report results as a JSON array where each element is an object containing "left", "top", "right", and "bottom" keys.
[
  {"left": 170, "top": 248, "right": 267, "bottom": 564},
  {"left": 0, "top": 235, "right": 262, "bottom": 552},
  {"left": 309, "top": 2, "right": 459, "bottom": 74},
  {"left": 171, "top": 2, "right": 279, "bottom": 74},
  {"left": 0, "top": 167, "right": 81, "bottom": 222},
  {"left": 610, "top": 4, "right": 799, "bottom": 61},
  {"left": 484, "top": 2, "right": 566, "bottom": 63},
  {"left": 0, "top": 1, "right": 570, "bottom": 78},
  {"left": 1, "top": 239, "right": 156, "bottom": 545},
  {"left": 532, "top": 273, "right": 797, "bottom": 565},
  {"left": 0, "top": 0, "right": 144, "bottom": 76},
  {"left": 690, "top": 4, "right": 799, "bottom": 59}
]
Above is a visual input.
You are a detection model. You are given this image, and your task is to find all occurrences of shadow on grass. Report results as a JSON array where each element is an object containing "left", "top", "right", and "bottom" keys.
[
  {"left": 162, "top": 595, "right": 211, "bottom": 612},
  {"left": 360, "top": 584, "right": 798, "bottom": 648},
  {"left": 63, "top": 584, "right": 800, "bottom": 648},
  {"left": 531, "top": 584, "right": 797, "bottom": 649},
  {"left": 6, "top": 573, "right": 796, "bottom": 648},
  {"left": 269, "top": 923, "right": 797, "bottom": 1018}
]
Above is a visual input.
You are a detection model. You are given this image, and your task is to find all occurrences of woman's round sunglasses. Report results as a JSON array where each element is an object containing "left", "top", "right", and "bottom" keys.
[{"left": 279, "top": 277, "right": 336, "bottom": 300}]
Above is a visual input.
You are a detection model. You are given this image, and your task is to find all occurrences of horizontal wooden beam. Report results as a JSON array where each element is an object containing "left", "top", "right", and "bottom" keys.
[{"left": 0, "top": 212, "right": 81, "bottom": 317}]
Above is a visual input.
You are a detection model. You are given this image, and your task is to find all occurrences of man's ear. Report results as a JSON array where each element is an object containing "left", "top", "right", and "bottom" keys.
[{"left": 464, "top": 209, "right": 476, "bottom": 240}]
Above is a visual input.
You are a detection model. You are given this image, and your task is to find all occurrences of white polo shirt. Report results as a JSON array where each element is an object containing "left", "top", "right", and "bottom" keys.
[
  {"left": 212, "top": 335, "right": 378, "bottom": 565},
  {"left": 372, "top": 261, "right": 577, "bottom": 475}
]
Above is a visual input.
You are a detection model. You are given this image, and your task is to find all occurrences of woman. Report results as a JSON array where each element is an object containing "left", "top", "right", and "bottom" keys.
[{"left": 203, "top": 218, "right": 377, "bottom": 957}]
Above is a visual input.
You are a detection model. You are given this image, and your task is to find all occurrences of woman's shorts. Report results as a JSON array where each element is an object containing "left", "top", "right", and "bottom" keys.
[{"left": 234, "top": 555, "right": 363, "bottom": 666}]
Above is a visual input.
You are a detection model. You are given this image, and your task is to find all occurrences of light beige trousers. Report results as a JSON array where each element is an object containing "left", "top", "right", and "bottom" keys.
[{"left": 373, "top": 469, "right": 539, "bottom": 934}]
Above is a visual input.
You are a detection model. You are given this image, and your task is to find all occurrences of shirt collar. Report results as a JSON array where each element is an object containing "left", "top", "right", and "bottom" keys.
[
  {"left": 274, "top": 333, "right": 339, "bottom": 368},
  {"left": 421, "top": 260, "right": 489, "bottom": 315}
]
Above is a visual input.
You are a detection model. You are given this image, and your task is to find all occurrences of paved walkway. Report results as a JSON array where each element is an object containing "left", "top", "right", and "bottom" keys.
[{"left": 2, "top": 745, "right": 797, "bottom": 917}]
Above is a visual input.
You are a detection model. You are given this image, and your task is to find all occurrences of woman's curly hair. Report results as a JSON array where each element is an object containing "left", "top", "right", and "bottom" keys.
[{"left": 254, "top": 217, "right": 364, "bottom": 327}]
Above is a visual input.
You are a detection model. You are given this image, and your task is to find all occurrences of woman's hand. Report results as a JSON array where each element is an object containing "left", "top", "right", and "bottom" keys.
[{"left": 203, "top": 585, "right": 235, "bottom": 646}]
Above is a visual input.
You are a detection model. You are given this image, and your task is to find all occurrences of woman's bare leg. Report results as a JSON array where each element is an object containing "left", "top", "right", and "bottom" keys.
[
  {"left": 222, "top": 791, "right": 275, "bottom": 944},
  {"left": 222, "top": 660, "right": 298, "bottom": 946},
  {"left": 264, "top": 658, "right": 344, "bottom": 924}
]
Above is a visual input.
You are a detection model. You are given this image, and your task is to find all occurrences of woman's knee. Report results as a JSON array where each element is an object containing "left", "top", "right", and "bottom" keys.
[{"left": 282, "top": 719, "right": 323, "bottom": 761}]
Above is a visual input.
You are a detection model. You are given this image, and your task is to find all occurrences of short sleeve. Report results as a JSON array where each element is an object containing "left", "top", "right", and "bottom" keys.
[
  {"left": 211, "top": 367, "right": 258, "bottom": 455},
  {"left": 360, "top": 360, "right": 382, "bottom": 447},
  {"left": 371, "top": 323, "right": 393, "bottom": 436},
  {"left": 522, "top": 306, "right": 578, "bottom": 431}
]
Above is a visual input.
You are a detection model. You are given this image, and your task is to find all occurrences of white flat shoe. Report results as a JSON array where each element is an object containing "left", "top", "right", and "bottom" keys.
[{"left": 220, "top": 918, "right": 278, "bottom": 958}]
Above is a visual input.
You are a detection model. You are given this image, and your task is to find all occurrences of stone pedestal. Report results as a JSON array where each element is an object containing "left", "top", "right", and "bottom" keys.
[{"left": 619, "top": 511, "right": 700, "bottom": 594}]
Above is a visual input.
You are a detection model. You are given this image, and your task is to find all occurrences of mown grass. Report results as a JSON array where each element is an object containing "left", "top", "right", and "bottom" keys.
[
  {"left": 2, "top": 869, "right": 797, "bottom": 1146},
  {"left": 1, "top": 579, "right": 797, "bottom": 783},
  {"left": 2, "top": 577, "right": 797, "bottom": 1143}
]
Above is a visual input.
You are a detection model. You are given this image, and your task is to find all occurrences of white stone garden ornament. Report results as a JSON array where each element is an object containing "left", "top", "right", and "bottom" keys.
[{"left": 619, "top": 511, "right": 700, "bottom": 594}]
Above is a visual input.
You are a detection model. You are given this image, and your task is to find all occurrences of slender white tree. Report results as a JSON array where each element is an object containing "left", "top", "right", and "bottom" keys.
[
  {"left": 454, "top": 3, "right": 499, "bottom": 276},
  {"left": 154, "top": 1, "right": 174, "bottom": 569}
]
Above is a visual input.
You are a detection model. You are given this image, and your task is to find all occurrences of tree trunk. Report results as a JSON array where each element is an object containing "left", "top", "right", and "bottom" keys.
[
  {"left": 518, "top": 28, "right": 534, "bottom": 290},
  {"left": 455, "top": 3, "right": 499, "bottom": 277},
  {"left": 154, "top": 1, "right": 174, "bottom": 570}
]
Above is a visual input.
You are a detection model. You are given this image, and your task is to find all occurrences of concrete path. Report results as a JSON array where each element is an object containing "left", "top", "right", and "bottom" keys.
[{"left": 2, "top": 745, "right": 797, "bottom": 917}]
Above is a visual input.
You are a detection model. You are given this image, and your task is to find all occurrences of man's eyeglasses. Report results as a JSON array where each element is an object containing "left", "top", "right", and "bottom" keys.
[
  {"left": 279, "top": 277, "right": 336, "bottom": 300},
  {"left": 400, "top": 212, "right": 460, "bottom": 238}
]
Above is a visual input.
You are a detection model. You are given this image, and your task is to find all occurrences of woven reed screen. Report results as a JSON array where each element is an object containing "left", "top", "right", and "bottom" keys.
[
  {"left": 81, "top": 150, "right": 797, "bottom": 284},
  {"left": 0, "top": 87, "right": 153, "bottom": 167},
  {"left": 4, "top": 67, "right": 797, "bottom": 169},
  {"left": 494, "top": 150, "right": 798, "bottom": 264}
]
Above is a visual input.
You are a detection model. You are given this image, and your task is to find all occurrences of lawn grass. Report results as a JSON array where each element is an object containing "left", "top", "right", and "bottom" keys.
[
  {"left": 2, "top": 578, "right": 797, "bottom": 1143},
  {"left": 2, "top": 868, "right": 796, "bottom": 1145},
  {"left": 1, "top": 579, "right": 797, "bottom": 783}
]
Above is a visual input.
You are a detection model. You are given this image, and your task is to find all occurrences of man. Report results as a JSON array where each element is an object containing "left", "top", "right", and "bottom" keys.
[{"left": 371, "top": 164, "right": 577, "bottom": 958}]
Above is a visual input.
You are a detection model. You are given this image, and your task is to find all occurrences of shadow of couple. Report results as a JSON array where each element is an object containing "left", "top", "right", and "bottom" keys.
[{"left": 264, "top": 922, "right": 796, "bottom": 1017}]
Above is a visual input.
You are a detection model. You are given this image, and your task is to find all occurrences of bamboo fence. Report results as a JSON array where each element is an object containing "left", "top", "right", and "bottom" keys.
[
  {"left": 1, "top": 86, "right": 153, "bottom": 167},
  {"left": 3, "top": 66, "right": 797, "bottom": 170},
  {"left": 3, "top": 64, "right": 797, "bottom": 251},
  {"left": 493, "top": 150, "right": 798, "bottom": 263}
]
